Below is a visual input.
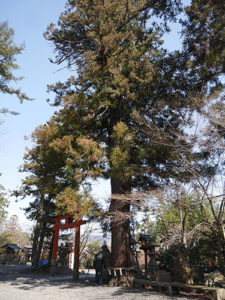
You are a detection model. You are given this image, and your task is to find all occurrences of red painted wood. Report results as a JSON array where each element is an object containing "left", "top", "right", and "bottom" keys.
[
  {"left": 52, "top": 229, "right": 59, "bottom": 259},
  {"left": 52, "top": 220, "right": 86, "bottom": 230},
  {"left": 73, "top": 225, "right": 80, "bottom": 280},
  {"left": 51, "top": 215, "right": 86, "bottom": 272},
  {"left": 52, "top": 214, "right": 72, "bottom": 224},
  {"left": 74, "top": 226, "right": 80, "bottom": 260}
]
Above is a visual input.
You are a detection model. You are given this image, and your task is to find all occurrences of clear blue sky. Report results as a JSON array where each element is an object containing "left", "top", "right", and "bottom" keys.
[
  {"left": 1, "top": 0, "right": 74, "bottom": 226},
  {"left": 0, "top": 0, "right": 184, "bottom": 227}
]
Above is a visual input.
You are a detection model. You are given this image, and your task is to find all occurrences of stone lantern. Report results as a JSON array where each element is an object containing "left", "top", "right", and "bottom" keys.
[{"left": 138, "top": 234, "right": 160, "bottom": 274}]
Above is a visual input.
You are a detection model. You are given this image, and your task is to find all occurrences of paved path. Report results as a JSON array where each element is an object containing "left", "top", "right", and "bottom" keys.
[{"left": 0, "top": 265, "right": 199, "bottom": 300}]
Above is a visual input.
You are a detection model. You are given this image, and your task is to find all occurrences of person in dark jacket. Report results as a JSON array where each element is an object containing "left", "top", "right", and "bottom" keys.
[{"left": 93, "top": 248, "right": 105, "bottom": 284}]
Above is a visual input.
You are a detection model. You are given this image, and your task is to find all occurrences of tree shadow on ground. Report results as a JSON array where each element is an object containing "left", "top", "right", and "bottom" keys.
[
  {"left": 0, "top": 265, "right": 200, "bottom": 299},
  {"left": 3, "top": 279, "right": 199, "bottom": 299}
]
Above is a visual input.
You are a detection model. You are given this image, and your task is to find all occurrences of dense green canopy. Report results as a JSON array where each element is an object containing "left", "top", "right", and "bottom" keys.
[{"left": 20, "top": 0, "right": 225, "bottom": 271}]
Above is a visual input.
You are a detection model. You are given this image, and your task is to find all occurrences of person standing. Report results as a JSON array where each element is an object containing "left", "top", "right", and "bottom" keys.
[
  {"left": 101, "top": 244, "right": 111, "bottom": 283},
  {"left": 93, "top": 248, "right": 105, "bottom": 285}
]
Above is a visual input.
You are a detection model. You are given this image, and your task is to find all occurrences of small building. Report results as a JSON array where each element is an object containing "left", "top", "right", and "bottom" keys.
[
  {"left": 22, "top": 246, "right": 32, "bottom": 263},
  {"left": 0, "top": 243, "right": 21, "bottom": 264}
]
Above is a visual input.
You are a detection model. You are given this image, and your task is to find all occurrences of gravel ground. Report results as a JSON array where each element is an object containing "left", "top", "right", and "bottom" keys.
[{"left": 0, "top": 264, "right": 199, "bottom": 300}]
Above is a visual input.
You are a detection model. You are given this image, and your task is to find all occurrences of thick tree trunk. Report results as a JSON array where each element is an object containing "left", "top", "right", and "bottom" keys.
[
  {"left": 48, "top": 233, "right": 54, "bottom": 267},
  {"left": 32, "top": 222, "right": 41, "bottom": 270},
  {"left": 110, "top": 177, "right": 132, "bottom": 269},
  {"left": 108, "top": 106, "right": 133, "bottom": 287},
  {"left": 111, "top": 217, "right": 131, "bottom": 267},
  {"left": 215, "top": 228, "right": 225, "bottom": 273},
  {"left": 36, "top": 222, "right": 46, "bottom": 269},
  {"left": 32, "top": 220, "right": 46, "bottom": 270}
]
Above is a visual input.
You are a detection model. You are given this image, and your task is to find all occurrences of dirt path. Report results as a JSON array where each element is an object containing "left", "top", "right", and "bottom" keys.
[{"left": 0, "top": 264, "right": 198, "bottom": 300}]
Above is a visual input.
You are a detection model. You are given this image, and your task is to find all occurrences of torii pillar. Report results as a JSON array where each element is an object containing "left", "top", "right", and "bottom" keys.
[{"left": 50, "top": 214, "right": 86, "bottom": 279}]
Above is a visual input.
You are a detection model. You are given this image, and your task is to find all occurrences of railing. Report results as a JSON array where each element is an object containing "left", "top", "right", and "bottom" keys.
[{"left": 0, "top": 253, "right": 20, "bottom": 264}]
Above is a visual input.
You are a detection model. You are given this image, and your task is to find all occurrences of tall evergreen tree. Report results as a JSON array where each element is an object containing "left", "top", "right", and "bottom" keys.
[
  {"left": 42, "top": 0, "right": 225, "bottom": 273},
  {"left": 18, "top": 124, "right": 63, "bottom": 269},
  {"left": 18, "top": 117, "right": 102, "bottom": 268},
  {"left": 183, "top": 0, "right": 225, "bottom": 97},
  {"left": 43, "top": 0, "right": 199, "bottom": 270}
]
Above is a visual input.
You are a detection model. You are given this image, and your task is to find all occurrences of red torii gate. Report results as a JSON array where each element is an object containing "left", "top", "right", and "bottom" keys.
[{"left": 51, "top": 214, "right": 86, "bottom": 279}]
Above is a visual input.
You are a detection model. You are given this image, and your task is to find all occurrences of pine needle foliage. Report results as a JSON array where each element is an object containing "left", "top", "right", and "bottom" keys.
[{"left": 0, "top": 21, "right": 30, "bottom": 102}]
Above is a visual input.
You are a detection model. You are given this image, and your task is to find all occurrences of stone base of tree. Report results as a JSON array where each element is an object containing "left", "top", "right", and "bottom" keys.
[
  {"left": 109, "top": 267, "right": 134, "bottom": 287},
  {"left": 172, "top": 254, "right": 193, "bottom": 284},
  {"left": 147, "top": 270, "right": 172, "bottom": 282},
  {"left": 204, "top": 271, "right": 225, "bottom": 287}
]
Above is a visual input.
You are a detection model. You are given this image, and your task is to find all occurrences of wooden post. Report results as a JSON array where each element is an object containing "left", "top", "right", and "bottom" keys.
[
  {"left": 144, "top": 249, "right": 148, "bottom": 273},
  {"left": 73, "top": 225, "right": 80, "bottom": 280},
  {"left": 50, "top": 229, "right": 59, "bottom": 276}
]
